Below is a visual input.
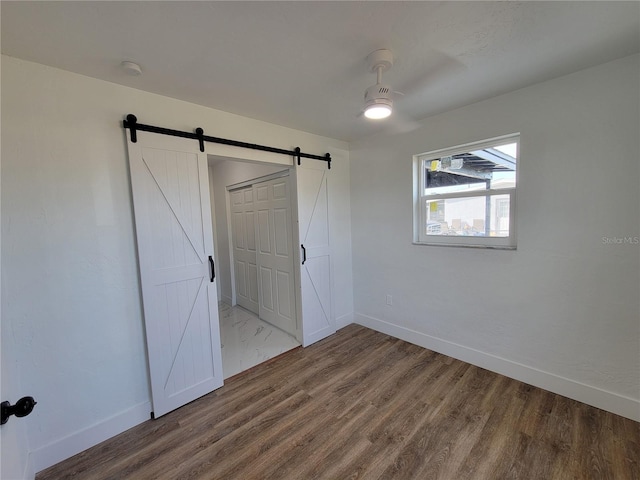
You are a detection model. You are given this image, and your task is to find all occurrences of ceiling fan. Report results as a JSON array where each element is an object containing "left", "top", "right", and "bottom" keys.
[
  {"left": 360, "top": 48, "right": 466, "bottom": 133},
  {"left": 362, "top": 49, "right": 397, "bottom": 120}
]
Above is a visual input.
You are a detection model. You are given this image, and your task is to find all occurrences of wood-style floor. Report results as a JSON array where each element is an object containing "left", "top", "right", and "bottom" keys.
[{"left": 37, "top": 325, "right": 639, "bottom": 480}]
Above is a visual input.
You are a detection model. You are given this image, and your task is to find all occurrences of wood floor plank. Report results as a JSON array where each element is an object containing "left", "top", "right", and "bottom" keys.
[
  {"left": 36, "top": 324, "right": 640, "bottom": 480},
  {"left": 329, "top": 401, "right": 434, "bottom": 479},
  {"left": 294, "top": 401, "right": 376, "bottom": 479},
  {"left": 171, "top": 392, "right": 325, "bottom": 480}
]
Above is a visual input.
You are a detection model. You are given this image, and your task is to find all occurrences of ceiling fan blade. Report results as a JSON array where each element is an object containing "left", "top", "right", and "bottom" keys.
[
  {"left": 387, "top": 111, "right": 423, "bottom": 134},
  {"left": 396, "top": 50, "right": 466, "bottom": 97}
]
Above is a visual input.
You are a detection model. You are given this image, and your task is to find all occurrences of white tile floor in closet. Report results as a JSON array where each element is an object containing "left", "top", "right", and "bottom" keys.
[{"left": 219, "top": 302, "right": 301, "bottom": 379}]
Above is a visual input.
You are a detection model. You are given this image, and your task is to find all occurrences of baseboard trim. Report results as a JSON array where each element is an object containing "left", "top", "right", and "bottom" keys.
[
  {"left": 355, "top": 313, "right": 639, "bottom": 422},
  {"left": 336, "top": 311, "right": 354, "bottom": 330},
  {"left": 32, "top": 401, "right": 152, "bottom": 474}
]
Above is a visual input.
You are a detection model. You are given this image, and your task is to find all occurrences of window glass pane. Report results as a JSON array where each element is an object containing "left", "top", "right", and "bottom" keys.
[
  {"left": 415, "top": 134, "right": 518, "bottom": 248},
  {"left": 424, "top": 142, "right": 517, "bottom": 195},
  {"left": 425, "top": 194, "right": 511, "bottom": 237}
]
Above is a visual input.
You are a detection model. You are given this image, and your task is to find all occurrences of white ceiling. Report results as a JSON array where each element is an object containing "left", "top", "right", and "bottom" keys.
[{"left": 2, "top": 1, "right": 639, "bottom": 142}]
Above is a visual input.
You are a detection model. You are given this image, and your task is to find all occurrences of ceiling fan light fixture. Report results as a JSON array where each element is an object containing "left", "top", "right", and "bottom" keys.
[{"left": 364, "top": 101, "right": 392, "bottom": 120}]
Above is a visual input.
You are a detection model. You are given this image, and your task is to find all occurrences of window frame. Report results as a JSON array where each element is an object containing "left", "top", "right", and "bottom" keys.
[{"left": 413, "top": 134, "right": 519, "bottom": 249}]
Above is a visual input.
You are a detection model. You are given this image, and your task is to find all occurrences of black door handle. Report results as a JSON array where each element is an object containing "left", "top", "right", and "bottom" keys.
[
  {"left": 209, "top": 256, "right": 215, "bottom": 282},
  {"left": 301, "top": 244, "right": 307, "bottom": 265},
  {"left": 1, "top": 397, "right": 37, "bottom": 425}
]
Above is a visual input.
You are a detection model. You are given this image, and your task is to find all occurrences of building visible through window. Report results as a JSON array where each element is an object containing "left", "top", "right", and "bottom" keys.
[{"left": 414, "top": 135, "right": 518, "bottom": 248}]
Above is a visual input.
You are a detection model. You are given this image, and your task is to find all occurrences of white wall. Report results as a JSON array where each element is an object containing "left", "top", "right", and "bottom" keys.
[
  {"left": 1, "top": 55, "right": 352, "bottom": 474},
  {"left": 350, "top": 54, "right": 640, "bottom": 421}
]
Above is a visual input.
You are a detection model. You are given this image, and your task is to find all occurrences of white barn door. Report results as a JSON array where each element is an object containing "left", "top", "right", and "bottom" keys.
[
  {"left": 127, "top": 132, "right": 223, "bottom": 418},
  {"left": 296, "top": 158, "right": 335, "bottom": 346}
]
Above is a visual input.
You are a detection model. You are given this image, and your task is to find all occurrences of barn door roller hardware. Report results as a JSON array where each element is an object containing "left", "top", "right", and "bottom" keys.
[{"left": 123, "top": 114, "right": 331, "bottom": 169}]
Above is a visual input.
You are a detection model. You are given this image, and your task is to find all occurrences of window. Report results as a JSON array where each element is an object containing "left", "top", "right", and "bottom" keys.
[{"left": 413, "top": 134, "right": 519, "bottom": 248}]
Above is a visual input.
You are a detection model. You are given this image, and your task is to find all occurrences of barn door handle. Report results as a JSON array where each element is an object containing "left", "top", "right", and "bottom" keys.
[
  {"left": 301, "top": 244, "right": 307, "bottom": 265},
  {"left": 209, "top": 256, "right": 215, "bottom": 282}
]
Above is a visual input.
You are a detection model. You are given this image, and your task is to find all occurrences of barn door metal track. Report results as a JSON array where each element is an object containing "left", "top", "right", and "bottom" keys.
[{"left": 123, "top": 114, "right": 331, "bottom": 169}]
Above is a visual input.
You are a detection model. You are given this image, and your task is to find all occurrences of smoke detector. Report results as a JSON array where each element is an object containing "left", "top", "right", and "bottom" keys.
[{"left": 121, "top": 61, "right": 142, "bottom": 76}]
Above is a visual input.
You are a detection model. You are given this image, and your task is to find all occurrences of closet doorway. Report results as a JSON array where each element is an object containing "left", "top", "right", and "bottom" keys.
[
  {"left": 208, "top": 153, "right": 336, "bottom": 378},
  {"left": 228, "top": 172, "right": 298, "bottom": 339},
  {"left": 208, "top": 158, "right": 303, "bottom": 379}
]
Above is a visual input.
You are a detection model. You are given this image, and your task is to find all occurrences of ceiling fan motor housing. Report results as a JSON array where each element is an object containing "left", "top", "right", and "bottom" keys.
[{"left": 364, "top": 83, "right": 393, "bottom": 109}]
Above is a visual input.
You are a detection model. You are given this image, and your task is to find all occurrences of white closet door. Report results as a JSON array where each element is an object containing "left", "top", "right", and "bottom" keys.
[
  {"left": 254, "top": 176, "right": 298, "bottom": 337},
  {"left": 230, "top": 187, "right": 259, "bottom": 314},
  {"left": 127, "top": 132, "right": 223, "bottom": 418},
  {"left": 296, "top": 158, "right": 335, "bottom": 346}
]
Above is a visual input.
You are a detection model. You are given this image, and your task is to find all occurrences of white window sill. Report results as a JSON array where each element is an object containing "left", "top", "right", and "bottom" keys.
[{"left": 412, "top": 241, "right": 517, "bottom": 250}]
